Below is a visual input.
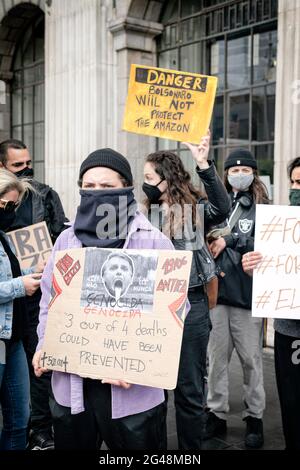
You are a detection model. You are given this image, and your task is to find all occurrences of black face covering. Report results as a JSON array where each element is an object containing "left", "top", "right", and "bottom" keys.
[
  {"left": 74, "top": 187, "right": 137, "bottom": 248},
  {"left": 0, "top": 209, "right": 16, "bottom": 232},
  {"left": 15, "top": 167, "right": 34, "bottom": 178},
  {"left": 289, "top": 189, "right": 300, "bottom": 206},
  {"left": 142, "top": 180, "right": 164, "bottom": 204}
]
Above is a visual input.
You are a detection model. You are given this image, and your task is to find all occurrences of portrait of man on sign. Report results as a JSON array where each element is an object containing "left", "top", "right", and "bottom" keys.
[{"left": 101, "top": 252, "right": 135, "bottom": 301}]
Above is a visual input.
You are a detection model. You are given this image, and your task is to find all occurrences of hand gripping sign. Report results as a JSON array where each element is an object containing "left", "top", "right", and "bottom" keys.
[
  {"left": 41, "top": 248, "right": 192, "bottom": 389},
  {"left": 123, "top": 64, "right": 218, "bottom": 144}
]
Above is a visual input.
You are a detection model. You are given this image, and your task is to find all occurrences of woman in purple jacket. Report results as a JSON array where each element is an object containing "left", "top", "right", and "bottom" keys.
[{"left": 32, "top": 149, "right": 175, "bottom": 450}]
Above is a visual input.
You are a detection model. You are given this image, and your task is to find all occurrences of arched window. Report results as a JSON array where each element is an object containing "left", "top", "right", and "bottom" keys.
[{"left": 11, "top": 13, "right": 45, "bottom": 181}]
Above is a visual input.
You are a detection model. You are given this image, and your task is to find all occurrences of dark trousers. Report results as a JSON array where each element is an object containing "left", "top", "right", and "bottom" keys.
[
  {"left": 174, "top": 288, "right": 211, "bottom": 450},
  {"left": 50, "top": 380, "right": 167, "bottom": 450},
  {"left": 23, "top": 290, "right": 52, "bottom": 435},
  {"left": 275, "top": 331, "right": 300, "bottom": 450}
]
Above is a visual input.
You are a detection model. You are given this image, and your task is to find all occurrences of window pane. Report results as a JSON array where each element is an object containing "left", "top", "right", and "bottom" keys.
[
  {"left": 35, "top": 63, "right": 44, "bottom": 83},
  {"left": 253, "top": 31, "right": 277, "bottom": 83},
  {"left": 23, "top": 124, "right": 33, "bottom": 155},
  {"left": 34, "top": 161, "right": 45, "bottom": 183},
  {"left": 24, "top": 67, "right": 35, "bottom": 86},
  {"left": 34, "top": 84, "right": 44, "bottom": 122},
  {"left": 227, "top": 36, "right": 251, "bottom": 88},
  {"left": 180, "top": 44, "right": 201, "bottom": 74},
  {"left": 12, "top": 126, "right": 22, "bottom": 140},
  {"left": 159, "top": 24, "right": 178, "bottom": 50},
  {"left": 210, "top": 40, "right": 225, "bottom": 90},
  {"left": 181, "top": 0, "right": 202, "bottom": 17},
  {"left": 252, "top": 144, "right": 274, "bottom": 191},
  {"left": 34, "top": 18, "right": 45, "bottom": 61},
  {"left": 161, "top": 0, "right": 179, "bottom": 23},
  {"left": 13, "top": 48, "right": 22, "bottom": 69},
  {"left": 204, "top": 0, "right": 225, "bottom": 6},
  {"left": 158, "top": 49, "right": 178, "bottom": 70},
  {"left": 228, "top": 91, "right": 250, "bottom": 143},
  {"left": 252, "top": 85, "right": 275, "bottom": 142},
  {"left": 23, "top": 39, "right": 34, "bottom": 66},
  {"left": 23, "top": 87, "right": 33, "bottom": 124},
  {"left": 180, "top": 16, "right": 206, "bottom": 44},
  {"left": 34, "top": 122, "right": 44, "bottom": 163},
  {"left": 181, "top": 18, "right": 197, "bottom": 44},
  {"left": 212, "top": 95, "right": 224, "bottom": 145},
  {"left": 12, "top": 89, "right": 22, "bottom": 126},
  {"left": 211, "top": 146, "right": 225, "bottom": 174},
  {"left": 12, "top": 71, "right": 22, "bottom": 89},
  {"left": 35, "top": 37, "right": 44, "bottom": 61}
]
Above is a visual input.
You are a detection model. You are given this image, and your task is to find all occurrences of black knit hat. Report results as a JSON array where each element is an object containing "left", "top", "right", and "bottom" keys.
[
  {"left": 79, "top": 148, "right": 133, "bottom": 185},
  {"left": 224, "top": 149, "right": 257, "bottom": 170}
]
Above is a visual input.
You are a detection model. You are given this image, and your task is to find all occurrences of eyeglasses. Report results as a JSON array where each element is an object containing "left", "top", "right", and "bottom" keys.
[{"left": 0, "top": 199, "right": 20, "bottom": 212}]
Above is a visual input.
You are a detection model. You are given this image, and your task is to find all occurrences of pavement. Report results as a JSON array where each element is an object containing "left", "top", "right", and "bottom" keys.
[{"left": 166, "top": 348, "right": 285, "bottom": 450}]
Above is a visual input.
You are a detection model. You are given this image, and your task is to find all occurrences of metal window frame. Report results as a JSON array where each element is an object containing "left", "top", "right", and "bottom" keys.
[
  {"left": 157, "top": 0, "right": 278, "bottom": 181},
  {"left": 10, "top": 14, "right": 45, "bottom": 178}
]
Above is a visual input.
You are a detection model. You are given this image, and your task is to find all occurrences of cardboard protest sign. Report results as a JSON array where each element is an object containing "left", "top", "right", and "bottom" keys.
[
  {"left": 252, "top": 204, "right": 300, "bottom": 319},
  {"left": 123, "top": 64, "right": 218, "bottom": 144},
  {"left": 41, "top": 248, "right": 192, "bottom": 389},
  {"left": 7, "top": 222, "right": 53, "bottom": 270}
]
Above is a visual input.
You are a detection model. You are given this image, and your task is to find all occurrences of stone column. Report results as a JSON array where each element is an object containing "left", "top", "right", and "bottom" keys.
[
  {"left": 274, "top": 0, "right": 300, "bottom": 204},
  {"left": 109, "top": 16, "right": 163, "bottom": 202},
  {"left": 45, "top": 0, "right": 116, "bottom": 219}
]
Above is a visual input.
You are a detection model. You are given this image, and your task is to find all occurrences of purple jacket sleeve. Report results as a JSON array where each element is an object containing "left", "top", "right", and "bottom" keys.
[{"left": 36, "top": 236, "right": 63, "bottom": 351}]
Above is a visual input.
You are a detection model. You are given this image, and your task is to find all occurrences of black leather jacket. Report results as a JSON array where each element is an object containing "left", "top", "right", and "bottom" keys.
[
  {"left": 197, "top": 162, "right": 231, "bottom": 230},
  {"left": 172, "top": 162, "right": 231, "bottom": 288},
  {"left": 216, "top": 191, "right": 257, "bottom": 309},
  {"left": 11, "top": 179, "right": 68, "bottom": 243}
]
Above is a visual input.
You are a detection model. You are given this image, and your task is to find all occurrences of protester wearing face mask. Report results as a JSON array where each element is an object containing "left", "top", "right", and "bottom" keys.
[
  {"left": 242, "top": 157, "right": 300, "bottom": 450},
  {"left": 0, "top": 139, "right": 69, "bottom": 450},
  {"left": 32, "top": 148, "right": 175, "bottom": 450},
  {"left": 204, "top": 149, "right": 269, "bottom": 448},
  {"left": 0, "top": 169, "right": 43, "bottom": 450},
  {"left": 142, "top": 133, "right": 231, "bottom": 450}
]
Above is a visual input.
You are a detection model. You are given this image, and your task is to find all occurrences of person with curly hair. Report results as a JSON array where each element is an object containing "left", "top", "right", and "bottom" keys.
[{"left": 142, "top": 132, "right": 230, "bottom": 449}]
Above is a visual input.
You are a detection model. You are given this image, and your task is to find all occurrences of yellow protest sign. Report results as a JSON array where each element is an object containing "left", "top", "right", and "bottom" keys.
[
  {"left": 41, "top": 247, "right": 192, "bottom": 389},
  {"left": 122, "top": 64, "right": 218, "bottom": 144}
]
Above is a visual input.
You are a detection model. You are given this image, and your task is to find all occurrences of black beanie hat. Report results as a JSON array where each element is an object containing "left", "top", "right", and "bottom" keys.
[
  {"left": 79, "top": 148, "right": 133, "bottom": 185},
  {"left": 224, "top": 149, "right": 257, "bottom": 170}
]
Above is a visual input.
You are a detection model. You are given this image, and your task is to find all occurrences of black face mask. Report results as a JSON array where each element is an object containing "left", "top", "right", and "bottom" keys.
[
  {"left": 0, "top": 209, "right": 16, "bottom": 232},
  {"left": 15, "top": 167, "right": 34, "bottom": 179},
  {"left": 289, "top": 189, "right": 300, "bottom": 206},
  {"left": 74, "top": 187, "right": 137, "bottom": 248},
  {"left": 142, "top": 180, "right": 164, "bottom": 204}
]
